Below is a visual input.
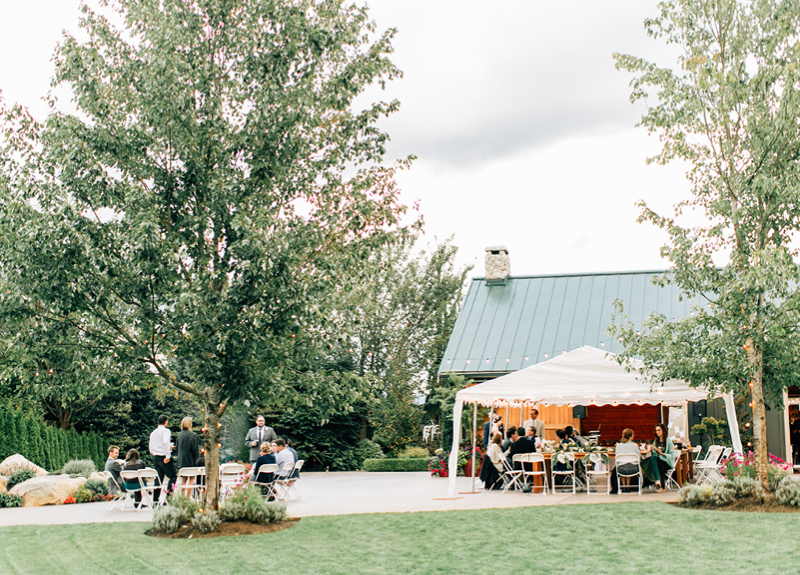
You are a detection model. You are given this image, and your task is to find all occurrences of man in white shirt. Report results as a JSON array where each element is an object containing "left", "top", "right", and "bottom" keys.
[
  {"left": 522, "top": 408, "right": 546, "bottom": 440},
  {"left": 148, "top": 414, "right": 176, "bottom": 500},
  {"left": 273, "top": 438, "right": 294, "bottom": 477}
]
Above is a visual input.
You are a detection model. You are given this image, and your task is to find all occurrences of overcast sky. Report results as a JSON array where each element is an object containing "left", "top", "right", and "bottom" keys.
[{"left": 0, "top": 1, "right": 692, "bottom": 278}]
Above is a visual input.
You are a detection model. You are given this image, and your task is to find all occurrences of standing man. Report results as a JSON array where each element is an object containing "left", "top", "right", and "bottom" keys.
[
  {"left": 149, "top": 414, "right": 176, "bottom": 501},
  {"left": 245, "top": 415, "right": 277, "bottom": 465},
  {"left": 104, "top": 445, "right": 123, "bottom": 495},
  {"left": 522, "top": 408, "right": 546, "bottom": 441}
]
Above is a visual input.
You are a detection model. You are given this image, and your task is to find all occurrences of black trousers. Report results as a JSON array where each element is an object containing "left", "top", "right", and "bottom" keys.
[{"left": 153, "top": 456, "right": 177, "bottom": 500}]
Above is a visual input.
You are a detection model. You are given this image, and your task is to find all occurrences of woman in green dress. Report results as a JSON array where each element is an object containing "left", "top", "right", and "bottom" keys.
[{"left": 643, "top": 423, "right": 675, "bottom": 492}]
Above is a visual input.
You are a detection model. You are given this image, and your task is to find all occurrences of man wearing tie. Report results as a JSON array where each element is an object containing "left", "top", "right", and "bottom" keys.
[{"left": 245, "top": 415, "right": 277, "bottom": 465}]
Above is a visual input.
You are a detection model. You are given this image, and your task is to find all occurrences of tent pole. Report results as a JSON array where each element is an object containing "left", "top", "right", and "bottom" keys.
[
  {"left": 723, "top": 392, "right": 743, "bottom": 454},
  {"left": 471, "top": 402, "right": 477, "bottom": 492},
  {"left": 505, "top": 405, "right": 509, "bottom": 435},
  {"left": 446, "top": 400, "right": 463, "bottom": 497}
]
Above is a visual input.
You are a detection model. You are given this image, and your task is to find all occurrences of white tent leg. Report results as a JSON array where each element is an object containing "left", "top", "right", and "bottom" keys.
[
  {"left": 724, "top": 392, "right": 743, "bottom": 454},
  {"left": 447, "top": 400, "right": 463, "bottom": 497},
  {"left": 471, "top": 403, "right": 478, "bottom": 491}
]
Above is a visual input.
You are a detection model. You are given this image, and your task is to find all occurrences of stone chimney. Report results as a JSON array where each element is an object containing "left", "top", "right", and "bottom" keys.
[{"left": 484, "top": 246, "right": 510, "bottom": 285}]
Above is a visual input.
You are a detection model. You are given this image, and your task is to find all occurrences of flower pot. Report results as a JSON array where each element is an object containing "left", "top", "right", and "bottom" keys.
[{"left": 462, "top": 457, "right": 482, "bottom": 477}]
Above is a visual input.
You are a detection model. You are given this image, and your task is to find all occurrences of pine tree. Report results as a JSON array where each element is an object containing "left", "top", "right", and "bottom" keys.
[
  {"left": 17, "top": 417, "right": 30, "bottom": 460},
  {"left": 0, "top": 407, "right": 9, "bottom": 461},
  {"left": 27, "top": 419, "right": 44, "bottom": 468}
]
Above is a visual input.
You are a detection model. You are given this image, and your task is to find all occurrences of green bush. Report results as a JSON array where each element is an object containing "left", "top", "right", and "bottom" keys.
[
  {"left": 84, "top": 478, "right": 109, "bottom": 496},
  {"left": 677, "top": 484, "right": 712, "bottom": 507},
  {"left": 6, "top": 469, "right": 36, "bottom": 491},
  {"left": 775, "top": 477, "right": 800, "bottom": 507},
  {"left": 0, "top": 492, "right": 25, "bottom": 508},
  {"left": 353, "top": 439, "right": 384, "bottom": 466},
  {"left": 153, "top": 505, "right": 190, "bottom": 534},
  {"left": 709, "top": 483, "right": 736, "bottom": 507},
  {"left": 74, "top": 486, "right": 96, "bottom": 504},
  {"left": 266, "top": 501, "right": 287, "bottom": 523},
  {"left": 62, "top": 459, "right": 96, "bottom": 477},
  {"left": 397, "top": 446, "right": 430, "bottom": 459},
  {"left": 192, "top": 510, "right": 221, "bottom": 534},
  {"left": 167, "top": 493, "right": 199, "bottom": 518},
  {"left": 363, "top": 458, "right": 429, "bottom": 472},
  {"left": 731, "top": 476, "right": 766, "bottom": 503}
]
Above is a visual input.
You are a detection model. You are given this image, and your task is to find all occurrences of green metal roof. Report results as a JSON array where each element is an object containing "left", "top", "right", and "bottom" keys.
[{"left": 439, "top": 270, "right": 703, "bottom": 378}]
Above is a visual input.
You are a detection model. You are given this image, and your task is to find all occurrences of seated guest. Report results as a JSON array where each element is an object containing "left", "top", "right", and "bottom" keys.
[
  {"left": 610, "top": 429, "right": 641, "bottom": 493},
  {"left": 480, "top": 432, "right": 505, "bottom": 489},
  {"left": 647, "top": 423, "right": 675, "bottom": 492},
  {"left": 507, "top": 427, "right": 536, "bottom": 471},
  {"left": 556, "top": 428, "right": 572, "bottom": 445},
  {"left": 502, "top": 427, "right": 517, "bottom": 451},
  {"left": 273, "top": 439, "right": 294, "bottom": 477},
  {"left": 104, "top": 445, "right": 124, "bottom": 495},
  {"left": 123, "top": 449, "right": 146, "bottom": 503},
  {"left": 503, "top": 428, "right": 520, "bottom": 458},
  {"left": 252, "top": 442, "right": 277, "bottom": 497},
  {"left": 565, "top": 425, "right": 588, "bottom": 446}
]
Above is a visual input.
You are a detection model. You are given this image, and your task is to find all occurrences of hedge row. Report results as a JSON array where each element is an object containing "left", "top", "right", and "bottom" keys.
[
  {"left": 0, "top": 404, "right": 107, "bottom": 472},
  {"left": 363, "top": 458, "right": 429, "bottom": 472}
]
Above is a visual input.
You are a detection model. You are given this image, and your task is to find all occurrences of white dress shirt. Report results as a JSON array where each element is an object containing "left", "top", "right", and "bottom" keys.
[{"left": 149, "top": 425, "right": 172, "bottom": 458}]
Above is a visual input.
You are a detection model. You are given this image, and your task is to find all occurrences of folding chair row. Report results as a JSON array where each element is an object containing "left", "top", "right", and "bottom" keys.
[{"left": 118, "top": 468, "right": 165, "bottom": 510}]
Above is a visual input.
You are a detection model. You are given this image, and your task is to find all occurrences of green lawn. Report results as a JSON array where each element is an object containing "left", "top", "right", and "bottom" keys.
[{"left": 1, "top": 502, "right": 797, "bottom": 574}]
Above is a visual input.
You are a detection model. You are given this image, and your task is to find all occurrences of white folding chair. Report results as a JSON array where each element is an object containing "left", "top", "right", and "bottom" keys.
[
  {"left": 499, "top": 457, "right": 524, "bottom": 493},
  {"left": 586, "top": 453, "right": 611, "bottom": 495},
  {"left": 282, "top": 459, "right": 304, "bottom": 499},
  {"left": 101, "top": 470, "right": 124, "bottom": 510},
  {"left": 615, "top": 453, "right": 642, "bottom": 495},
  {"left": 551, "top": 452, "right": 576, "bottom": 495},
  {"left": 118, "top": 470, "right": 143, "bottom": 511},
  {"left": 176, "top": 467, "right": 205, "bottom": 501},
  {"left": 663, "top": 452, "right": 682, "bottom": 491},
  {"left": 516, "top": 453, "right": 549, "bottom": 495},
  {"left": 252, "top": 463, "right": 278, "bottom": 500},
  {"left": 137, "top": 468, "right": 165, "bottom": 508},
  {"left": 274, "top": 461, "right": 297, "bottom": 500},
  {"left": 695, "top": 445, "right": 724, "bottom": 485},
  {"left": 219, "top": 463, "right": 246, "bottom": 500}
]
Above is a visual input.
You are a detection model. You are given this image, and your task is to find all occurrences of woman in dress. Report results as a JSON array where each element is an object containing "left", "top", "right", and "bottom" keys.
[
  {"left": 648, "top": 423, "right": 676, "bottom": 492},
  {"left": 123, "top": 449, "right": 146, "bottom": 502},
  {"left": 480, "top": 432, "right": 505, "bottom": 489},
  {"left": 175, "top": 417, "right": 201, "bottom": 495}
]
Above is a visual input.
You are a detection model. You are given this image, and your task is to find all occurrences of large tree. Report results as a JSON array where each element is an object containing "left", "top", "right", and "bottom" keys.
[
  {"left": 612, "top": 0, "right": 800, "bottom": 485},
  {"left": 0, "top": 0, "right": 412, "bottom": 507}
]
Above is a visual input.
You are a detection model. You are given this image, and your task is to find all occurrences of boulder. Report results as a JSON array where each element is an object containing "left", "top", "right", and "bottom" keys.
[
  {"left": 0, "top": 454, "right": 48, "bottom": 477},
  {"left": 88, "top": 472, "right": 106, "bottom": 483},
  {"left": 9, "top": 475, "right": 87, "bottom": 507},
  {"left": 0, "top": 476, "right": 7, "bottom": 492}
]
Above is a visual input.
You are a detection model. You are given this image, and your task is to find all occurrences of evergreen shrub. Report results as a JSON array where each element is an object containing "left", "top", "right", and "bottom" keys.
[
  {"left": 397, "top": 446, "right": 430, "bottom": 459},
  {"left": 363, "top": 458, "right": 429, "bottom": 472},
  {"left": 84, "top": 478, "right": 109, "bottom": 496},
  {"left": 775, "top": 477, "right": 800, "bottom": 507},
  {"left": 709, "top": 482, "right": 736, "bottom": 507},
  {"left": 6, "top": 469, "right": 36, "bottom": 491},
  {"left": 677, "top": 484, "right": 712, "bottom": 507},
  {"left": 0, "top": 492, "right": 25, "bottom": 508},
  {"left": 152, "top": 506, "right": 190, "bottom": 534},
  {"left": 62, "top": 459, "right": 96, "bottom": 477},
  {"left": 192, "top": 510, "right": 221, "bottom": 534},
  {"left": 731, "top": 476, "right": 766, "bottom": 503},
  {"left": 353, "top": 439, "right": 384, "bottom": 466}
]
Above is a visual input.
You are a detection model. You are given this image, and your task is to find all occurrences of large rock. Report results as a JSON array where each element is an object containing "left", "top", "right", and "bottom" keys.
[
  {"left": 88, "top": 472, "right": 106, "bottom": 483},
  {"left": 9, "top": 475, "right": 86, "bottom": 507},
  {"left": 0, "top": 454, "right": 48, "bottom": 477},
  {"left": 0, "top": 476, "right": 7, "bottom": 492}
]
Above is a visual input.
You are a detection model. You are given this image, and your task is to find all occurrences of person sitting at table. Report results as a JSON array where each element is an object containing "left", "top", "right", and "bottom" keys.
[
  {"left": 507, "top": 426, "right": 536, "bottom": 471},
  {"left": 502, "top": 426, "right": 517, "bottom": 451},
  {"left": 480, "top": 432, "right": 505, "bottom": 489},
  {"left": 645, "top": 423, "right": 676, "bottom": 492},
  {"left": 565, "top": 425, "right": 588, "bottom": 447},
  {"left": 252, "top": 442, "right": 277, "bottom": 498},
  {"left": 610, "top": 428, "right": 641, "bottom": 493},
  {"left": 556, "top": 428, "right": 572, "bottom": 445}
]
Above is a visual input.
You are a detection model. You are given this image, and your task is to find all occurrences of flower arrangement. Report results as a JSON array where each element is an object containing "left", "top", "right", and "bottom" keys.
[
  {"left": 461, "top": 445, "right": 485, "bottom": 463},
  {"left": 427, "top": 449, "right": 449, "bottom": 477}
]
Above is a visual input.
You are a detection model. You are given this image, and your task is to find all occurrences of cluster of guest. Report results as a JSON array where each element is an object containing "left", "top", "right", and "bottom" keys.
[{"left": 610, "top": 423, "right": 675, "bottom": 493}]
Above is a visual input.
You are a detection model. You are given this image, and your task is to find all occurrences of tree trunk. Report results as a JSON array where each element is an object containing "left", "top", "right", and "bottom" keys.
[
  {"left": 202, "top": 389, "right": 222, "bottom": 511},
  {"left": 746, "top": 338, "right": 769, "bottom": 488}
]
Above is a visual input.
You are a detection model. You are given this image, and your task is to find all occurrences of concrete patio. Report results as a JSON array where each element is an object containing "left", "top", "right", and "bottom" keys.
[{"left": 0, "top": 471, "right": 678, "bottom": 527}]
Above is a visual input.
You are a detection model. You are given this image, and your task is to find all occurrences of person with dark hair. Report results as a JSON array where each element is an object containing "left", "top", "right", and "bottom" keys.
[
  {"left": 556, "top": 428, "right": 570, "bottom": 444},
  {"left": 105, "top": 445, "right": 124, "bottom": 495},
  {"left": 273, "top": 438, "right": 294, "bottom": 478},
  {"left": 483, "top": 415, "right": 504, "bottom": 448},
  {"left": 148, "top": 414, "right": 176, "bottom": 501},
  {"left": 644, "top": 423, "right": 675, "bottom": 492},
  {"left": 123, "top": 448, "right": 146, "bottom": 503},
  {"left": 284, "top": 438, "right": 300, "bottom": 478},
  {"left": 565, "top": 425, "right": 588, "bottom": 446},
  {"left": 502, "top": 426, "right": 517, "bottom": 451},
  {"left": 245, "top": 415, "right": 277, "bottom": 465},
  {"left": 507, "top": 425, "right": 536, "bottom": 470}
]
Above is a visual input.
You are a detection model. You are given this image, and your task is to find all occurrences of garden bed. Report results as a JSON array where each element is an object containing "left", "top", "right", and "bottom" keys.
[
  {"left": 147, "top": 518, "right": 300, "bottom": 539},
  {"left": 671, "top": 493, "right": 800, "bottom": 513}
]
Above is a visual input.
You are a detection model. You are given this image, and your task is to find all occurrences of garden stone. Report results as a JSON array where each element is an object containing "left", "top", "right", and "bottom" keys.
[
  {"left": 88, "top": 472, "right": 106, "bottom": 482},
  {"left": 0, "top": 454, "right": 48, "bottom": 477},
  {"left": 0, "top": 476, "right": 7, "bottom": 492},
  {"left": 9, "top": 475, "right": 86, "bottom": 506}
]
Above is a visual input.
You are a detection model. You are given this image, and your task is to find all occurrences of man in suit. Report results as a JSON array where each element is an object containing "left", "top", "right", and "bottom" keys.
[
  {"left": 522, "top": 408, "right": 546, "bottom": 440},
  {"left": 104, "top": 445, "right": 123, "bottom": 495},
  {"left": 507, "top": 427, "right": 536, "bottom": 470},
  {"left": 245, "top": 415, "right": 277, "bottom": 464}
]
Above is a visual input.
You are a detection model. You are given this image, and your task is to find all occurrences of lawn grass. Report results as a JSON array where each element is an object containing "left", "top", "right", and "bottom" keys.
[{"left": 1, "top": 502, "right": 798, "bottom": 574}]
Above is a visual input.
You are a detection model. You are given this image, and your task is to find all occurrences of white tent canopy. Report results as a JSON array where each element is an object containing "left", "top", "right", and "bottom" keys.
[{"left": 446, "top": 346, "right": 741, "bottom": 495}]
